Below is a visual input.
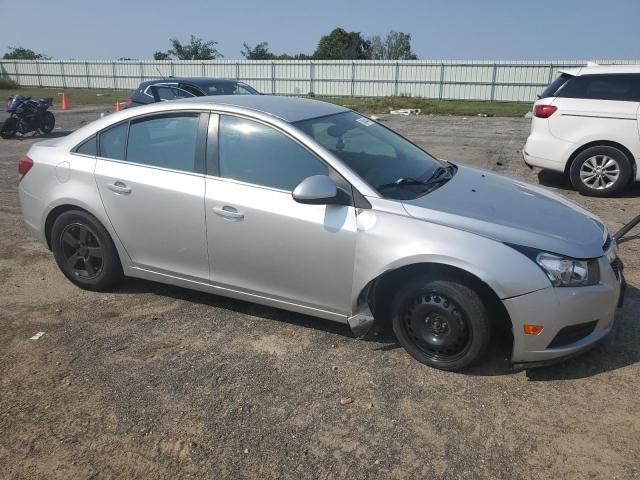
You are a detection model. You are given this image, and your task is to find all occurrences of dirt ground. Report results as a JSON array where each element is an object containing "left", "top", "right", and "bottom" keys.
[{"left": 1, "top": 108, "right": 639, "bottom": 480}]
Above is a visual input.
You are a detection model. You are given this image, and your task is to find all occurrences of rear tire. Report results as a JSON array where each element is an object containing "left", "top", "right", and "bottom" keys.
[
  {"left": 40, "top": 111, "right": 55, "bottom": 134},
  {"left": 569, "top": 146, "right": 632, "bottom": 197},
  {"left": 391, "top": 275, "right": 490, "bottom": 371},
  {"left": 51, "top": 210, "right": 123, "bottom": 291}
]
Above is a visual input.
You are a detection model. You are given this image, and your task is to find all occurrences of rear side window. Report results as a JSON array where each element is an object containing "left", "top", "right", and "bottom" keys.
[
  {"left": 557, "top": 74, "right": 640, "bottom": 101},
  {"left": 540, "top": 73, "right": 572, "bottom": 99},
  {"left": 218, "top": 115, "right": 327, "bottom": 191},
  {"left": 99, "top": 123, "right": 127, "bottom": 160},
  {"left": 74, "top": 135, "right": 97, "bottom": 156},
  {"left": 126, "top": 113, "right": 200, "bottom": 172}
]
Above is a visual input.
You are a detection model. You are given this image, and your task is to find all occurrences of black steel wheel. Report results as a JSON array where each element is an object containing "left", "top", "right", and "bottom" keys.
[
  {"left": 51, "top": 210, "right": 123, "bottom": 291},
  {"left": 391, "top": 276, "right": 490, "bottom": 371}
]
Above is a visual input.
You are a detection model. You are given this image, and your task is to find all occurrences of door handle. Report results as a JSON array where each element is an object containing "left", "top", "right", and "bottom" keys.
[
  {"left": 212, "top": 206, "right": 244, "bottom": 220},
  {"left": 107, "top": 181, "right": 131, "bottom": 194}
]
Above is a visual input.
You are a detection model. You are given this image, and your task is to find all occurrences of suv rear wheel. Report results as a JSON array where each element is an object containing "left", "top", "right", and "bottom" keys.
[
  {"left": 390, "top": 275, "right": 490, "bottom": 371},
  {"left": 569, "top": 146, "right": 632, "bottom": 197}
]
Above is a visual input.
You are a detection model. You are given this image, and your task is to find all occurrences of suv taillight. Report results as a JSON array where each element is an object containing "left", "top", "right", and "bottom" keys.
[
  {"left": 125, "top": 98, "right": 133, "bottom": 108},
  {"left": 534, "top": 104, "right": 558, "bottom": 118},
  {"left": 18, "top": 156, "right": 33, "bottom": 181}
]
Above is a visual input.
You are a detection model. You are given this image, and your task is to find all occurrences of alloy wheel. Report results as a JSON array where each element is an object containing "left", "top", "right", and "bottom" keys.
[
  {"left": 59, "top": 223, "right": 104, "bottom": 279},
  {"left": 580, "top": 155, "right": 620, "bottom": 190}
]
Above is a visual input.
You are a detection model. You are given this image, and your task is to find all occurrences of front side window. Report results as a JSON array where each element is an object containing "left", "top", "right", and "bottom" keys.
[
  {"left": 99, "top": 123, "right": 127, "bottom": 160},
  {"left": 218, "top": 115, "right": 327, "bottom": 191},
  {"left": 294, "top": 111, "right": 443, "bottom": 197},
  {"left": 126, "top": 114, "right": 200, "bottom": 172},
  {"left": 557, "top": 74, "right": 640, "bottom": 101}
]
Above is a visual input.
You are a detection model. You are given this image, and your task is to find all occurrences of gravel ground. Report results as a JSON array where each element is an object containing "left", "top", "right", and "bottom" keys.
[{"left": 1, "top": 108, "right": 639, "bottom": 480}]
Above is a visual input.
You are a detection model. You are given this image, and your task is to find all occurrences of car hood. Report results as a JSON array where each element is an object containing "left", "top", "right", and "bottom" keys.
[{"left": 401, "top": 164, "right": 607, "bottom": 259}]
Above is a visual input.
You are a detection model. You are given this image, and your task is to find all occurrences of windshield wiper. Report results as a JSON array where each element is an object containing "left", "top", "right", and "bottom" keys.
[
  {"left": 377, "top": 163, "right": 457, "bottom": 193},
  {"left": 377, "top": 177, "right": 428, "bottom": 191}
]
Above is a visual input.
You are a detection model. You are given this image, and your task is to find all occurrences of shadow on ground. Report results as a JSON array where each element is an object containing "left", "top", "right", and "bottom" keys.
[
  {"left": 537, "top": 169, "right": 640, "bottom": 198},
  {"left": 113, "top": 277, "right": 639, "bottom": 380}
]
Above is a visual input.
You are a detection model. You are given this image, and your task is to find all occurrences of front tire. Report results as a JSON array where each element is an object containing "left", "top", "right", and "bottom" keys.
[
  {"left": 569, "top": 146, "right": 632, "bottom": 197},
  {"left": 40, "top": 111, "right": 55, "bottom": 134},
  {"left": 51, "top": 210, "right": 123, "bottom": 291},
  {"left": 391, "top": 275, "right": 490, "bottom": 371}
]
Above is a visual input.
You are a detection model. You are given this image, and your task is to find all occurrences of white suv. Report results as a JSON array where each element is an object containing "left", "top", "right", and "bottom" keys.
[{"left": 523, "top": 65, "right": 640, "bottom": 196}]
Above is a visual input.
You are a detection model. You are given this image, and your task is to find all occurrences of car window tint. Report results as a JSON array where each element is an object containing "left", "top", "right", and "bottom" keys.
[
  {"left": 75, "top": 135, "right": 97, "bottom": 156},
  {"left": 152, "top": 86, "right": 194, "bottom": 101},
  {"left": 218, "top": 115, "right": 327, "bottom": 191},
  {"left": 206, "top": 83, "right": 239, "bottom": 95},
  {"left": 99, "top": 123, "right": 127, "bottom": 160},
  {"left": 126, "top": 114, "right": 200, "bottom": 172},
  {"left": 179, "top": 84, "right": 204, "bottom": 96},
  {"left": 558, "top": 74, "right": 640, "bottom": 101},
  {"left": 540, "top": 73, "right": 572, "bottom": 98}
]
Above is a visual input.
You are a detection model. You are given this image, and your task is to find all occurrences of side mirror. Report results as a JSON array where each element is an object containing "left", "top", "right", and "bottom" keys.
[{"left": 292, "top": 175, "right": 340, "bottom": 205}]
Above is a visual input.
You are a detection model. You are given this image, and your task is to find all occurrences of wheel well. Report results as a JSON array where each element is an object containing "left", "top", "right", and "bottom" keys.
[
  {"left": 44, "top": 204, "right": 92, "bottom": 250},
  {"left": 365, "top": 263, "right": 512, "bottom": 333},
  {"left": 565, "top": 140, "right": 637, "bottom": 176}
]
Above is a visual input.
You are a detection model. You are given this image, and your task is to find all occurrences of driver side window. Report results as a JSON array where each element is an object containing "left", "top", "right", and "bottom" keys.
[{"left": 218, "top": 115, "right": 328, "bottom": 191}]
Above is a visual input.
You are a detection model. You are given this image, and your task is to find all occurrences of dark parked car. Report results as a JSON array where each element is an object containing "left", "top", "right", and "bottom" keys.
[{"left": 126, "top": 77, "right": 259, "bottom": 107}]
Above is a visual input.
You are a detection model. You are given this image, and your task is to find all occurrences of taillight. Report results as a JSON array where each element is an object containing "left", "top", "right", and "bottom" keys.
[
  {"left": 18, "top": 156, "right": 33, "bottom": 181},
  {"left": 125, "top": 98, "right": 133, "bottom": 108},
  {"left": 534, "top": 104, "right": 558, "bottom": 118}
]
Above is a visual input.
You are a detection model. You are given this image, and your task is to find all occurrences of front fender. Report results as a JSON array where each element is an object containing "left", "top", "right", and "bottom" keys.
[{"left": 351, "top": 204, "right": 550, "bottom": 312}]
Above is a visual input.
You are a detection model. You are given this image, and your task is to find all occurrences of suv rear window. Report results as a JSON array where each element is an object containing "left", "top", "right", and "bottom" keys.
[
  {"left": 557, "top": 74, "right": 640, "bottom": 102},
  {"left": 539, "top": 73, "right": 572, "bottom": 99}
]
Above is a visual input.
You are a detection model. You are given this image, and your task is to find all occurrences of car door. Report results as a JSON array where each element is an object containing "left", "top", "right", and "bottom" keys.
[
  {"left": 549, "top": 74, "right": 640, "bottom": 145},
  {"left": 94, "top": 111, "right": 210, "bottom": 280},
  {"left": 204, "top": 114, "right": 358, "bottom": 316}
]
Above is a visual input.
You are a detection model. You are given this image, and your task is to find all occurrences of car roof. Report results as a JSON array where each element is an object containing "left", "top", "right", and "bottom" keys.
[
  {"left": 139, "top": 77, "right": 245, "bottom": 87},
  {"left": 559, "top": 65, "right": 640, "bottom": 76},
  {"left": 176, "top": 95, "right": 350, "bottom": 123}
]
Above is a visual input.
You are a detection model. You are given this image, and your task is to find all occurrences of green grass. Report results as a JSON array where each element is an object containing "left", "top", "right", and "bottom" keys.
[
  {"left": 318, "top": 96, "right": 532, "bottom": 117},
  {"left": 0, "top": 87, "right": 532, "bottom": 116},
  {"left": 0, "top": 87, "right": 132, "bottom": 107}
]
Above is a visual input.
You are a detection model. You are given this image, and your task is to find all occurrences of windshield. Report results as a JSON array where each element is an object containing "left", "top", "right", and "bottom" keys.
[{"left": 294, "top": 111, "right": 445, "bottom": 199}]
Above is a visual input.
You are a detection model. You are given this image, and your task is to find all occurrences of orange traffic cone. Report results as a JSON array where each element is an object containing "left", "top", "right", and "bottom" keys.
[
  {"left": 59, "top": 92, "right": 71, "bottom": 111},
  {"left": 115, "top": 101, "right": 122, "bottom": 112}
]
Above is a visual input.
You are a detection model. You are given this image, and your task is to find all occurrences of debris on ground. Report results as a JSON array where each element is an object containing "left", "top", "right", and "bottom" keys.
[
  {"left": 389, "top": 108, "right": 421, "bottom": 115},
  {"left": 29, "top": 332, "right": 45, "bottom": 340}
]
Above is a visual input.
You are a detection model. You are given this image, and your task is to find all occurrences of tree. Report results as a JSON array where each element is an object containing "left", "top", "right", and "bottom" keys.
[
  {"left": 153, "top": 51, "right": 171, "bottom": 60},
  {"left": 368, "top": 31, "right": 417, "bottom": 60},
  {"left": 241, "top": 42, "right": 275, "bottom": 60},
  {"left": 313, "top": 28, "right": 370, "bottom": 60},
  {"left": 166, "top": 35, "right": 223, "bottom": 60},
  {"left": 3, "top": 46, "right": 51, "bottom": 60}
]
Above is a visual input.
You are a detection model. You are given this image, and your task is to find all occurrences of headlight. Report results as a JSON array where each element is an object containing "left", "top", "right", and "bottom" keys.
[{"left": 536, "top": 252, "right": 599, "bottom": 287}]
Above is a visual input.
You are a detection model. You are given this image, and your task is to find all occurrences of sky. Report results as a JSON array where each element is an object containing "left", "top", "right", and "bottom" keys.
[{"left": 1, "top": 0, "right": 639, "bottom": 60}]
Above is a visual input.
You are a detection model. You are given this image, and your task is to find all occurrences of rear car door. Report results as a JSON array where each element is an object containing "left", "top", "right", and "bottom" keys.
[
  {"left": 94, "top": 111, "right": 210, "bottom": 280},
  {"left": 549, "top": 74, "right": 640, "bottom": 144},
  {"left": 204, "top": 114, "right": 358, "bottom": 316}
]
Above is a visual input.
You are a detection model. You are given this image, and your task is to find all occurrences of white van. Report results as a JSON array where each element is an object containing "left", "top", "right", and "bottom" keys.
[{"left": 523, "top": 65, "right": 640, "bottom": 196}]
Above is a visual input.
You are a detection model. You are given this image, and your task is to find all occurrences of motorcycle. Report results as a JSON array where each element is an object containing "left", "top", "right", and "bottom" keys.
[{"left": 1, "top": 95, "right": 55, "bottom": 139}]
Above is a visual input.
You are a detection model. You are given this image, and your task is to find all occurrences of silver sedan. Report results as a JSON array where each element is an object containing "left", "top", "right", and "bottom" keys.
[{"left": 18, "top": 96, "right": 624, "bottom": 371}]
